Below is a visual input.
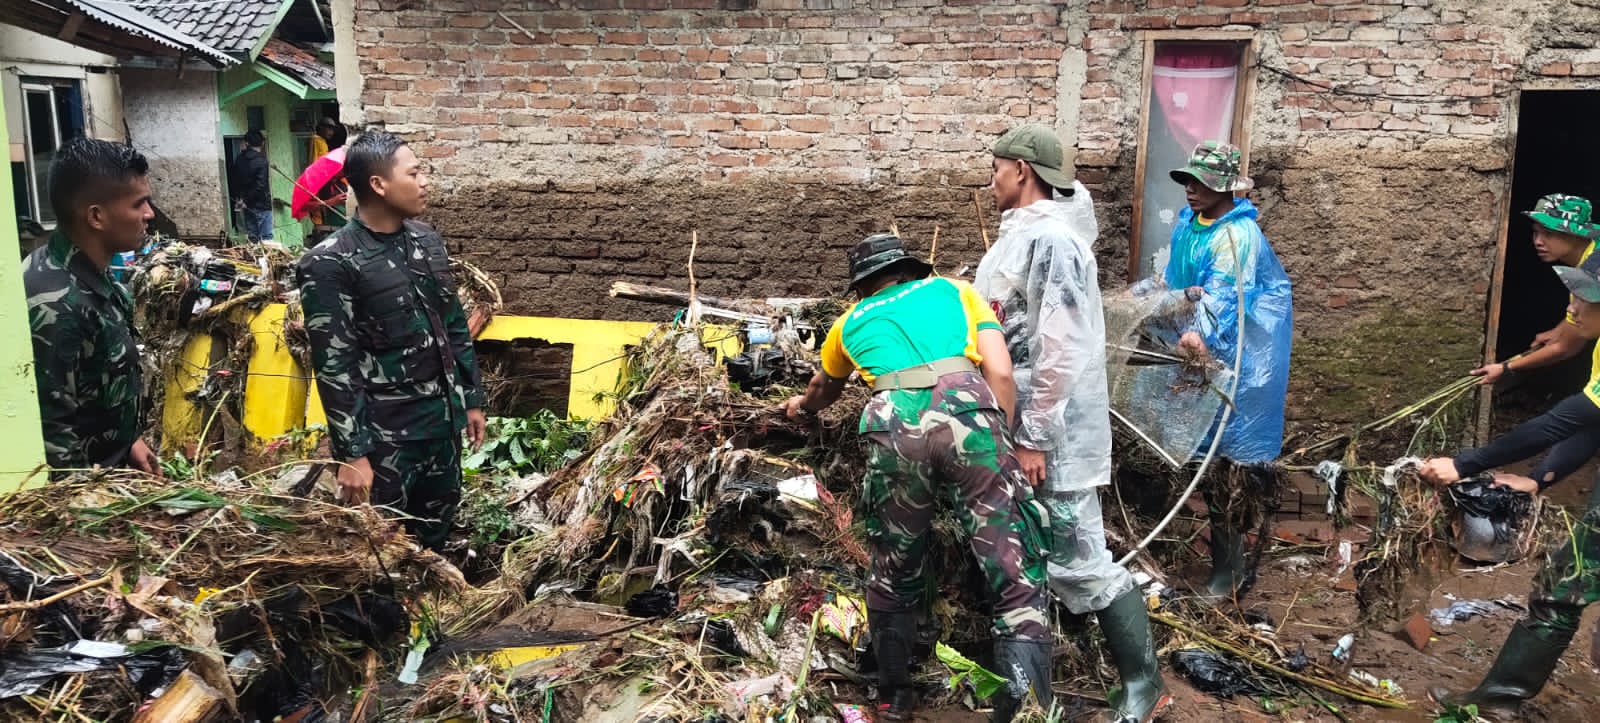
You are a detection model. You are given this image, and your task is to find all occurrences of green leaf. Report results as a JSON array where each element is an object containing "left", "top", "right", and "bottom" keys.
[{"left": 935, "top": 641, "right": 1007, "bottom": 700}]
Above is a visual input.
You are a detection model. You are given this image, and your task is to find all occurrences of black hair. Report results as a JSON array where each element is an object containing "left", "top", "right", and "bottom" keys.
[
  {"left": 48, "top": 137, "right": 149, "bottom": 225},
  {"left": 344, "top": 130, "right": 409, "bottom": 204},
  {"left": 244, "top": 129, "right": 265, "bottom": 147}
]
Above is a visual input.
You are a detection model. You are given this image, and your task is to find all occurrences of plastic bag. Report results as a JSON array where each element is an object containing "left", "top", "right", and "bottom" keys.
[
  {"left": 625, "top": 587, "right": 678, "bottom": 618},
  {"left": 1448, "top": 476, "right": 1533, "bottom": 563},
  {"left": 1168, "top": 648, "right": 1271, "bottom": 698}
]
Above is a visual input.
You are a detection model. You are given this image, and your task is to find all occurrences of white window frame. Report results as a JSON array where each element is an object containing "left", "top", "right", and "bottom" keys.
[{"left": 18, "top": 80, "right": 80, "bottom": 228}]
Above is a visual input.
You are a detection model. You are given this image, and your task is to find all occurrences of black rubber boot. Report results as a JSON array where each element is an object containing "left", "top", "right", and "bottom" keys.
[
  {"left": 1430, "top": 618, "right": 1574, "bottom": 710},
  {"left": 1202, "top": 525, "right": 1249, "bottom": 603},
  {"left": 870, "top": 609, "right": 918, "bottom": 722},
  {"left": 990, "top": 638, "right": 1054, "bottom": 723},
  {"left": 1098, "top": 588, "right": 1172, "bottom": 723}
]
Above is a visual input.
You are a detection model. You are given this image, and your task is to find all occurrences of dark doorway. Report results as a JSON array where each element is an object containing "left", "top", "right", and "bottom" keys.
[
  {"left": 474, "top": 339, "right": 575, "bottom": 418},
  {"left": 1492, "top": 90, "right": 1600, "bottom": 422}
]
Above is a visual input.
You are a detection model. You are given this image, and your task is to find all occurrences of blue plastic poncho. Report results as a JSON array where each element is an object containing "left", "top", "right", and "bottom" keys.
[{"left": 1165, "top": 198, "right": 1293, "bottom": 463}]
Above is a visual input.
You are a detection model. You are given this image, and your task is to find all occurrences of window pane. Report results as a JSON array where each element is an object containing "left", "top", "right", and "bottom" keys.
[
  {"left": 1137, "top": 42, "right": 1244, "bottom": 278},
  {"left": 24, "top": 89, "right": 57, "bottom": 224}
]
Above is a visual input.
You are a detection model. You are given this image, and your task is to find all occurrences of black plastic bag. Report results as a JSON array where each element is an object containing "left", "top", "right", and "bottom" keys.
[
  {"left": 625, "top": 587, "right": 678, "bottom": 618},
  {"left": 1448, "top": 476, "right": 1532, "bottom": 545},
  {"left": 1169, "top": 649, "right": 1271, "bottom": 698},
  {"left": 724, "top": 349, "right": 788, "bottom": 394}
]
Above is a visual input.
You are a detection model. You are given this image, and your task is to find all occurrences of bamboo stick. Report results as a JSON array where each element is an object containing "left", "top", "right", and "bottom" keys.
[
  {"left": 0, "top": 575, "right": 111, "bottom": 612},
  {"left": 1150, "top": 612, "right": 1408, "bottom": 709}
]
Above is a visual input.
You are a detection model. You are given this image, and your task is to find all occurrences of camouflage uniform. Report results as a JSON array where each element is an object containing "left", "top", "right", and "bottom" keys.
[
  {"left": 859, "top": 369, "right": 1054, "bottom": 643},
  {"left": 24, "top": 230, "right": 143, "bottom": 474},
  {"left": 297, "top": 219, "right": 484, "bottom": 550},
  {"left": 1527, "top": 482, "right": 1600, "bottom": 639}
]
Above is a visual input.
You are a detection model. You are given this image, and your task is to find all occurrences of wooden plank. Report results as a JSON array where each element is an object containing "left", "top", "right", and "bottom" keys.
[
  {"left": 1477, "top": 88, "right": 1522, "bottom": 444},
  {"left": 1234, "top": 34, "right": 1261, "bottom": 177},
  {"left": 56, "top": 11, "right": 84, "bottom": 41},
  {"left": 131, "top": 670, "right": 223, "bottom": 723},
  {"left": 1127, "top": 34, "right": 1157, "bottom": 281}
]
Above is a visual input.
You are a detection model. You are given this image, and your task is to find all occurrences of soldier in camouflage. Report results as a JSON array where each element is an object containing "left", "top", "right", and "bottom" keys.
[
  {"left": 1424, "top": 261, "right": 1600, "bottom": 711},
  {"left": 782, "top": 234, "right": 1053, "bottom": 723},
  {"left": 297, "top": 131, "right": 486, "bottom": 551},
  {"left": 25, "top": 137, "right": 160, "bottom": 477}
]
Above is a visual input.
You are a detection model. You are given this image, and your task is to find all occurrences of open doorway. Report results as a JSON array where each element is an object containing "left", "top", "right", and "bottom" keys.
[{"left": 1490, "top": 90, "right": 1600, "bottom": 426}]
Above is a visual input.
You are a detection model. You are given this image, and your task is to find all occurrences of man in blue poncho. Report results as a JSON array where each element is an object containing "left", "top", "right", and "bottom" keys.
[{"left": 1164, "top": 141, "right": 1293, "bottom": 602}]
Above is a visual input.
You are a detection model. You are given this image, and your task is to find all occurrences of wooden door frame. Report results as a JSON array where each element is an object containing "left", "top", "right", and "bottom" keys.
[{"left": 1128, "top": 29, "right": 1260, "bottom": 281}]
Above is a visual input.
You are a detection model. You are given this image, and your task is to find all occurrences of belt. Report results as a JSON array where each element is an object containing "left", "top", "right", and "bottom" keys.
[{"left": 872, "top": 357, "right": 978, "bottom": 392}]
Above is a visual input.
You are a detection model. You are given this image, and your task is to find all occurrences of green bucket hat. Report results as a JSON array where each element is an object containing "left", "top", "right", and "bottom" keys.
[
  {"left": 847, "top": 233, "right": 931, "bottom": 292},
  {"left": 1555, "top": 264, "right": 1600, "bottom": 303},
  {"left": 1170, "top": 140, "right": 1253, "bottom": 193},
  {"left": 992, "top": 124, "right": 1074, "bottom": 192},
  {"left": 1524, "top": 194, "right": 1600, "bottom": 240}
]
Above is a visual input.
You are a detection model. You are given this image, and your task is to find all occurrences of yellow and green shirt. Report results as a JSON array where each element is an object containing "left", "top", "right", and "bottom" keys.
[
  {"left": 820, "top": 277, "right": 1000, "bottom": 384},
  {"left": 1571, "top": 244, "right": 1600, "bottom": 405}
]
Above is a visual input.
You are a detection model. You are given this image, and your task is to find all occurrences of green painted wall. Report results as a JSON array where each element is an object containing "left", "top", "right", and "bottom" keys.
[
  {"left": 0, "top": 90, "right": 49, "bottom": 488},
  {"left": 218, "top": 66, "right": 310, "bottom": 250}
]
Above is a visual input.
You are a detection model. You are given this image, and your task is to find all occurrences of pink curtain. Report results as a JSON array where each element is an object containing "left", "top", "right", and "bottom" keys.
[{"left": 1151, "top": 43, "right": 1241, "bottom": 151}]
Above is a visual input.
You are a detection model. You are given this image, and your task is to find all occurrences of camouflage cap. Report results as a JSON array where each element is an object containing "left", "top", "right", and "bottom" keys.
[
  {"left": 992, "top": 124, "right": 1074, "bottom": 192},
  {"left": 847, "top": 233, "right": 931, "bottom": 292},
  {"left": 1524, "top": 194, "right": 1600, "bottom": 240},
  {"left": 1170, "top": 140, "right": 1253, "bottom": 193},
  {"left": 1554, "top": 264, "right": 1600, "bottom": 303}
]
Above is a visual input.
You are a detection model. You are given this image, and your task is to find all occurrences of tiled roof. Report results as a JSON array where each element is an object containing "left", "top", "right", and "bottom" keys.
[
  {"left": 259, "top": 38, "right": 335, "bottom": 91},
  {"left": 130, "top": 0, "right": 290, "bottom": 57},
  {"left": 61, "top": 0, "right": 236, "bottom": 65}
]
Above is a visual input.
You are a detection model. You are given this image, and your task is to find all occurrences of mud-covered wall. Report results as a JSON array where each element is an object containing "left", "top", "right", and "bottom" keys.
[
  {"left": 120, "top": 68, "right": 228, "bottom": 240},
  {"left": 354, "top": 0, "right": 1600, "bottom": 430}
]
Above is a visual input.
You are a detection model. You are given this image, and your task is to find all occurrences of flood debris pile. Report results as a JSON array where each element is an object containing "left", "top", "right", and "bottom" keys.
[
  {"left": 399, "top": 322, "right": 1011, "bottom": 722},
  {"left": 0, "top": 470, "right": 464, "bottom": 721}
]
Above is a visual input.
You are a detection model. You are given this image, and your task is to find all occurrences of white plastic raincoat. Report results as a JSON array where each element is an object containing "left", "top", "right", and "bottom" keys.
[{"left": 974, "top": 182, "right": 1110, "bottom": 493}]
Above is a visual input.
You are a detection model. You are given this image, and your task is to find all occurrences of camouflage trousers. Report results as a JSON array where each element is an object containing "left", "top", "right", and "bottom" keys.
[
  {"left": 368, "top": 438, "right": 462, "bottom": 552},
  {"left": 859, "top": 372, "right": 1052, "bottom": 643},
  {"left": 1526, "top": 480, "right": 1600, "bottom": 639}
]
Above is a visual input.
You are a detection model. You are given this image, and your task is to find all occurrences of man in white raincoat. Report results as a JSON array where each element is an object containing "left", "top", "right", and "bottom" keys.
[{"left": 975, "top": 124, "right": 1171, "bottom": 723}]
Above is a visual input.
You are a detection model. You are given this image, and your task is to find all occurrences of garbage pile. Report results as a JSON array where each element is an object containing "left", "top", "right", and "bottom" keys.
[
  {"left": 395, "top": 322, "right": 1011, "bottom": 721},
  {"left": 0, "top": 469, "right": 464, "bottom": 721}
]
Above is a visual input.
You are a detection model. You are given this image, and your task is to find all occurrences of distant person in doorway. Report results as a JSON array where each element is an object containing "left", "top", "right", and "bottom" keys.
[
  {"left": 232, "top": 130, "right": 273, "bottom": 241},
  {"left": 1469, "top": 194, "right": 1600, "bottom": 387}
]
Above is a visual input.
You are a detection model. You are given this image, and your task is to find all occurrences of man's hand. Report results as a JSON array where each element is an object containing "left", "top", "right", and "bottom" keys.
[
  {"left": 1491, "top": 472, "right": 1540, "bottom": 496},
  {"left": 337, "top": 457, "right": 374, "bottom": 505},
  {"left": 1418, "top": 457, "right": 1461, "bottom": 487},
  {"left": 781, "top": 395, "right": 811, "bottom": 422},
  {"left": 129, "top": 439, "right": 160, "bottom": 477},
  {"left": 1015, "top": 446, "right": 1047, "bottom": 487},
  {"left": 466, "top": 408, "right": 487, "bottom": 451},
  {"left": 1178, "top": 331, "right": 1208, "bottom": 361},
  {"left": 1469, "top": 363, "right": 1505, "bottom": 387}
]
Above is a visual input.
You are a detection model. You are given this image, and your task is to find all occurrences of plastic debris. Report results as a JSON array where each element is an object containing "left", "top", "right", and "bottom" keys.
[
  {"left": 1169, "top": 648, "right": 1272, "bottom": 698},
  {"left": 935, "top": 642, "right": 1007, "bottom": 699},
  {"left": 835, "top": 703, "right": 872, "bottom": 723},
  {"left": 1349, "top": 669, "right": 1404, "bottom": 696},
  {"left": 817, "top": 595, "right": 866, "bottom": 646},
  {"left": 1332, "top": 633, "right": 1355, "bottom": 662},
  {"left": 1284, "top": 644, "right": 1310, "bottom": 673},
  {"left": 1429, "top": 597, "right": 1525, "bottom": 627},
  {"left": 614, "top": 463, "right": 665, "bottom": 507},
  {"left": 625, "top": 587, "right": 679, "bottom": 618},
  {"left": 1314, "top": 460, "right": 1344, "bottom": 515},
  {"left": 1448, "top": 476, "right": 1534, "bottom": 563}
]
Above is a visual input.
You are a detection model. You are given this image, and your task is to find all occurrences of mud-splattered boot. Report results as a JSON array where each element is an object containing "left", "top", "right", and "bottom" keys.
[
  {"left": 870, "top": 609, "right": 918, "bottom": 722},
  {"left": 990, "top": 638, "right": 1053, "bottom": 723},
  {"left": 1430, "top": 619, "right": 1573, "bottom": 711},
  {"left": 1098, "top": 589, "right": 1173, "bottom": 723}
]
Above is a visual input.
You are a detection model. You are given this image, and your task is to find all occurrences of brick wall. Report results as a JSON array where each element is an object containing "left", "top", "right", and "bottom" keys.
[{"left": 353, "top": 0, "right": 1600, "bottom": 429}]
